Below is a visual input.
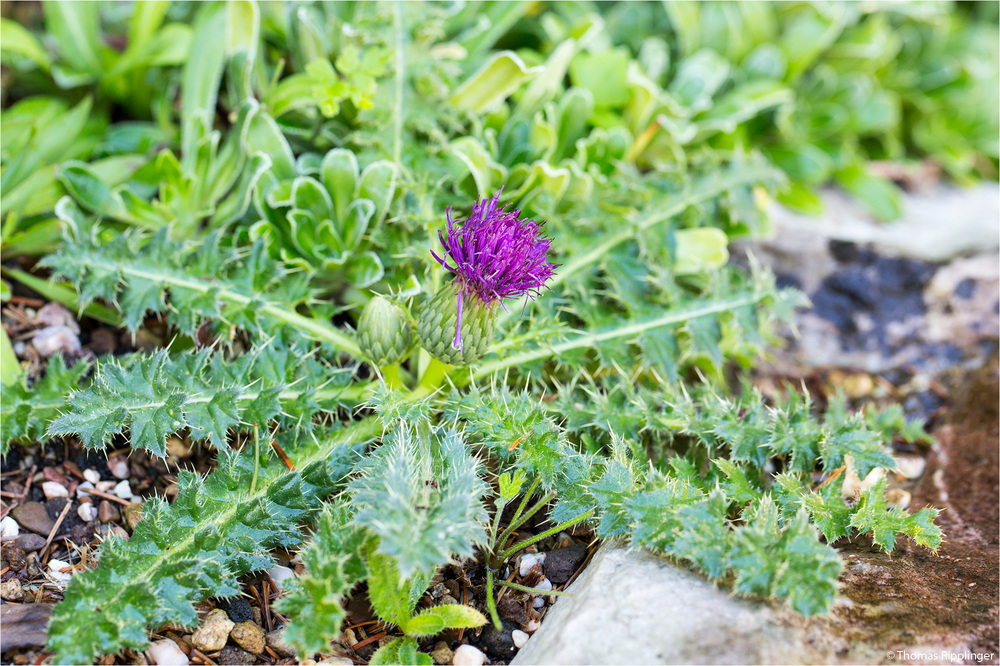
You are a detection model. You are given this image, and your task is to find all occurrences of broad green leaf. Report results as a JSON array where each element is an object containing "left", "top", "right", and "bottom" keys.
[
  {"left": 0, "top": 18, "right": 52, "bottom": 70},
  {"left": 569, "top": 47, "right": 631, "bottom": 109},
  {"left": 450, "top": 51, "right": 542, "bottom": 113}
]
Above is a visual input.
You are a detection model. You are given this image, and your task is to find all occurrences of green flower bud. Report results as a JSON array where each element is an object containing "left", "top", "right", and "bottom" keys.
[
  {"left": 418, "top": 282, "right": 497, "bottom": 366},
  {"left": 357, "top": 296, "right": 413, "bottom": 365}
]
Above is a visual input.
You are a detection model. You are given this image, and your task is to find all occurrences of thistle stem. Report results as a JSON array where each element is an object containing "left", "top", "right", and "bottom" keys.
[
  {"left": 497, "top": 509, "right": 594, "bottom": 562},
  {"left": 416, "top": 356, "right": 450, "bottom": 395},
  {"left": 484, "top": 567, "right": 503, "bottom": 631},
  {"left": 381, "top": 363, "right": 403, "bottom": 390}
]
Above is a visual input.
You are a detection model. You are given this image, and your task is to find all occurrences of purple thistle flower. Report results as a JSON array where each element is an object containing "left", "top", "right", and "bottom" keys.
[{"left": 431, "top": 190, "right": 557, "bottom": 350}]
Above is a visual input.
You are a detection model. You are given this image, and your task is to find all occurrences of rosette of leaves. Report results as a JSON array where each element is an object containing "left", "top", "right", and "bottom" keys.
[{"left": 251, "top": 146, "right": 396, "bottom": 289}]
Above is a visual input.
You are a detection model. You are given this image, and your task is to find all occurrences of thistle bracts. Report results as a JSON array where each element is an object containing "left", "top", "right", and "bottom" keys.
[
  {"left": 429, "top": 191, "right": 556, "bottom": 354},
  {"left": 358, "top": 296, "right": 414, "bottom": 366},
  {"left": 418, "top": 282, "right": 497, "bottom": 365}
]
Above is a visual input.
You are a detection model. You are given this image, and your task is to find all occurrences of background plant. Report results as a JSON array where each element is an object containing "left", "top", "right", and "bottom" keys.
[{"left": 1, "top": 1, "right": 989, "bottom": 663}]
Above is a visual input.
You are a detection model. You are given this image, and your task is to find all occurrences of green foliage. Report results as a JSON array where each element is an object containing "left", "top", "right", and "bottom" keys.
[
  {"left": 46, "top": 343, "right": 344, "bottom": 455},
  {"left": 46, "top": 423, "right": 377, "bottom": 664},
  {"left": 0, "top": 1, "right": 966, "bottom": 660},
  {"left": 277, "top": 505, "right": 373, "bottom": 656},
  {"left": 1, "top": 354, "right": 89, "bottom": 454},
  {"left": 349, "top": 423, "right": 488, "bottom": 580}
]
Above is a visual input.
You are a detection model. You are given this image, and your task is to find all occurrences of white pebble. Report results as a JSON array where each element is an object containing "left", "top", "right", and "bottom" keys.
[
  {"left": 525, "top": 619, "right": 541, "bottom": 633},
  {"left": 519, "top": 552, "right": 546, "bottom": 577},
  {"left": 96, "top": 480, "right": 116, "bottom": 492},
  {"left": 109, "top": 457, "right": 130, "bottom": 480},
  {"left": 76, "top": 481, "right": 95, "bottom": 498},
  {"left": 267, "top": 565, "right": 296, "bottom": 591},
  {"left": 42, "top": 481, "right": 69, "bottom": 500},
  {"left": 452, "top": 644, "right": 487, "bottom": 666},
  {"left": 78, "top": 503, "right": 97, "bottom": 522},
  {"left": 533, "top": 577, "right": 553, "bottom": 593},
  {"left": 113, "top": 480, "right": 133, "bottom": 500},
  {"left": 894, "top": 455, "right": 926, "bottom": 480},
  {"left": 83, "top": 469, "right": 101, "bottom": 485},
  {"left": 148, "top": 639, "right": 189, "bottom": 665},
  {"left": 32, "top": 325, "right": 81, "bottom": 357},
  {"left": 1, "top": 516, "right": 19, "bottom": 538},
  {"left": 511, "top": 629, "right": 529, "bottom": 649},
  {"left": 532, "top": 596, "right": 546, "bottom": 608},
  {"left": 48, "top": 558, "right": 72, "bottom": 583}
]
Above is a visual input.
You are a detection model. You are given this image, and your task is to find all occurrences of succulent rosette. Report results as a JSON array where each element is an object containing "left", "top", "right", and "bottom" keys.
[{"left": 418, "top": 192, "right": 557, "bottom": 365}]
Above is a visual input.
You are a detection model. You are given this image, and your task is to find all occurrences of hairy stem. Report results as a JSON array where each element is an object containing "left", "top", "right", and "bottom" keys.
[{"left": 497, "top": 509, "right": 594, "bottom": 562}]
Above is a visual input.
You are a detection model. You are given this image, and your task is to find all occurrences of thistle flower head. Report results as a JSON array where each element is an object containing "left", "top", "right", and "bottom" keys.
[{"left": 430, "top": 191, "right": 556, "bottom": 350}]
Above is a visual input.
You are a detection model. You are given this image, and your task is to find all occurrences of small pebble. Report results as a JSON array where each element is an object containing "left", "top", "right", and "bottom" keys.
[
  {"left": 533, "top": 577, "right": 553, "bottom": 593},
  {"left": 439, "top": 593, "right": 458, "bottom": 605},
  {"left": 99, "top": 500, "right": 120, "bottom": 524},
  {"left": 83, "top": 469, "right": 101, "bottom": 484},
  {"left": 519, "top": 552, "right": 546, "bottom": 577},
  {"left": 525, "top": 619, "right": 541, "bottom": 633},
  {"left": 452, "top": 645, "right": 487, "bottom": 666},
  {"left": 1, "top": 579, "right": 25, "bottom": 601},
  {"left": 430, "top": 641, "right": 453, "bottom": 665},
  {"left": 109, "top": 456, "right": 130, "bottom": 480},
  {"left": 265, "top": 628, "right": 295, "bottom": 657},
  {"left": 35, "top": 302, "right": 79, "bottom": 332},
  {"left": 318, "top": 658, "right": 352, "bottom": 665},
  {"left": 148, "top": 639, "right": 189, "bottom": 666},
  {"left": 479, "top": 620, "right": 518, "bottom": 659},
  {"left": 511, "top": 629, "right": 529, "bottom": 649},
  {"left": 543, "top": 542, "right": 587, "bottom": 584},
  {"left": 123, "top": 503, "right": 144, "bottom": 530},
  {"left": 76, "top": 481, "right": 95, "bottom": 499},
  {"left": 11, "top": 502, "right": 55, "bottom": 535},
  {"left": 2, "top": 541, "right": 26, "bottom": 570},
  {"left": 230, "top": 621, "right": 266, "bottom": 654},
  {"left": 894, "top": 455, "right": 926, "bottom": 480},
  {"left": 190, "top": 609, "right": 234, "bottom": 653},
  {"left": 886, "top": 488, "right": 912, "bottom": 510},
  {"left": 48, "top": 558, "right": 72, "bottom": 584},
  {"left": 78, "top": 503, "right": 97, "bottom": 522},
  {"left": 32, "top": 325, "right": 81, "bottom": 357},
  {"left": 1, "top": 515, "right": 20, "bottom": 538},
  {"left": 532, "top": 596, "right": 545, "bottom": 608},
  {"left": 15, "top": 533, "right": 47, "bottom": 552},
  {"left": 96, "top": 481, "right": 116, "bottom": 492},
  {"left": 42, "top": 481, "right": 69, "bottom": 500},
  {"left": 220, "top": 596, "right": 254, "bottom": 623},
  {"left": 266, "top": 565, "right": 295, "bottom": 591},
  {"left": 114, "top": 480, "right": 134, "bottom": 500}
]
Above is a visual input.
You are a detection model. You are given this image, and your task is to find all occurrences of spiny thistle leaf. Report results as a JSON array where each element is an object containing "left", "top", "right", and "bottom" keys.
[
  {"left": 349, "top": 424, "right": 489, "bottom": 580},
  {"left": 277, "top": 504, "right": 374, "bottom": 657},
  {"left": 46, "top": 420, "right": 380, "bottom": 664},
  {"left": 1, "top": 354, "right": 90, "bottom": 454},
  {"left": 46, "top": 343, "right": 346, "bottom": 455},
  {"left": 39, "top": 198, "right": 359, "bottom": 355}
]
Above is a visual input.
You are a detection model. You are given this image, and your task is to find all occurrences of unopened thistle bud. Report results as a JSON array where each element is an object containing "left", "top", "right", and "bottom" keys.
[
  {"left": 418, "top": 190, "right": 557, "bottom": 365},
  {"left": 358, "top": 296, "right": 413, "bottom": 365}
]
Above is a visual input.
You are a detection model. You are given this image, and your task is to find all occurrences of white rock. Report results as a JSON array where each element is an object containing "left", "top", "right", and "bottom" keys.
[
  {"left": 83, "top": 469, "right": 101, "bottom": 485},
  {"left": 109, "top": 457, "right": 130, "bottom": 480},
  {"left": 35, "top": 302, "right": 80, "bottom": 333},
  {"left": 76, "top": 481, "right": 95, "bottom": 499},
  {"left": 512, "top": 629, "right": 529, "bottom": 649},
  {"left": 78, "top": 503, "right": 97, "bottom": 522},
  {"left": 524, "top": 619, "right": 540, "bottom": 633},
  {"left": 318, "top": 658, "right": 353, "bottom": 665},
  {"left": 48, "top": 558, "right": 72, "bottom": 584},
  {"left": 532, "top": 596, "right": 546, "bottom": 608},
  {"left": 533, "top": 577, "right": 553, "bottom": 593},
  {"left": 148, "top": 639, "right": 189, "bottom": 666},
  {"left": 519, "top": 552, "right": 546, "bottom": 577},
  {"left": 894, "top": 455, "right": 926, "bottom": 480},
  {"left": 1, "top": 516, "right": 19, "bottom": 538},
  {"left": 113, "top": 480, "right": 134, "bottom": 500},
  {"left": 42, "top": 481, "right": 69, "bottom": 500},
  {"left": 452, "top": 644, "right": 487, "bottom": 666},
  {"left": 267, "top": 564, "right": 296, "bottom": 591},
  {"left": 32, "top": 325, "right": 81, "bottom": 357},
  {"left": 96, "top": 480, "right": 116, "bottom": 492}
]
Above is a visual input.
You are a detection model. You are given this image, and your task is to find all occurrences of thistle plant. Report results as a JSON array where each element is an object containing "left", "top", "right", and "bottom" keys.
[{"left": 0, "top": 2, "right": 970, "bottom": 664}]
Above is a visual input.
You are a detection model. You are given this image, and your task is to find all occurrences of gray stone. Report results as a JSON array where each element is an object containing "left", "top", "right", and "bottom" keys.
[
  {"left": 190, "top": 608, "right": 234, "bottom": 653},
  {"left": 10, "top": 501, "right": 55, "bottom": 535}
]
